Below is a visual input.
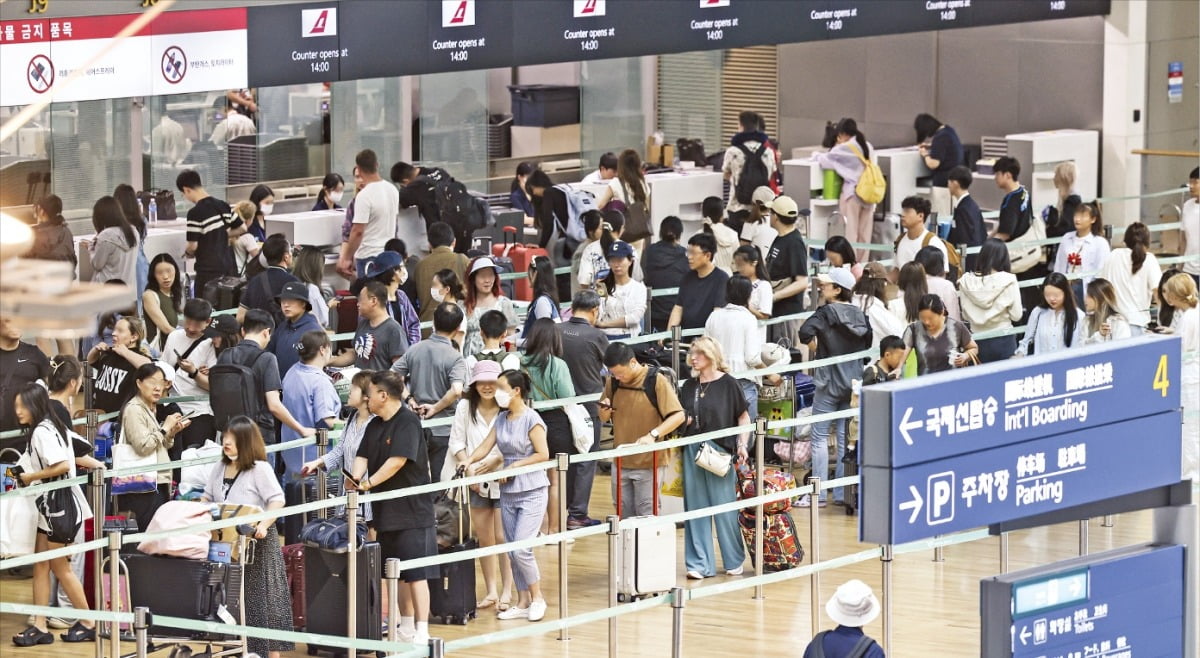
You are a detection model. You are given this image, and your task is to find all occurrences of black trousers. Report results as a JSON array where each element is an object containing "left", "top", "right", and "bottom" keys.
[
  {"left": 424, "top": 428, "right": 449, "bottom": 484},
  {"left": 117, "top": 484, "right": 170, "bottom": 533}
]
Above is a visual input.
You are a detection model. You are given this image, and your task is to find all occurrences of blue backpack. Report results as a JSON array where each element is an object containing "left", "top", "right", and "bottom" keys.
[{"left": 553, "top": 184, "right": 598, "bottom": 243}]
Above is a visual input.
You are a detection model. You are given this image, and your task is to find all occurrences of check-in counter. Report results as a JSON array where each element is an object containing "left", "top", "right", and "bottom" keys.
[
  {"left": 875, "top": 147, "right": 932, "bottom": 215},
  {"left": 265, "top": 209, "right": 345, "bottom": 248},
  {"left": 646, "top": 169, "right": 723, "bottom": 241},
  {"left": 76, "top": 221, "right": 188, "bottom": 282}
]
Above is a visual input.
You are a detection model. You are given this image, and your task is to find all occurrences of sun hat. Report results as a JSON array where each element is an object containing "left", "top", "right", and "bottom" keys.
[
  {"left": 752, "top": 186, "right": 776, "bottom": 208},
  {"left": 469, "top": 359, "right": 502, "bottom": 386},
  {"left": 276, "top": 281, "right": 312, "bottom": 311},
  {"left": 816, "top": 267, "right": 856, "bottom": 292},
  {"left": 825, "top": 579, "right": 881, "bottom": 627},
  {"left": 469, "top": 256, "right": 500, "bottom": 276}
]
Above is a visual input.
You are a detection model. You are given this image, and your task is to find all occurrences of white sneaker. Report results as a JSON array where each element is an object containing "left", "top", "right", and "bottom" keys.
[
  {"left": 725, "top": 566, "right": 744, "bottom": 576},
  {"left": 497, "top": 606, "right": 530, "bottom": 620},
  {"left": 396, "top": 627, "right": 415, "bottom": 643},
  {"left": 686, "top": 570, "right": 705, "bottom": 580},
  {"left": 412, "top": 630, "right": 430, "bottom": 645},
  {"left": 797, "top": 494, "right": 812, "bottom": 508},
  {"left": 528, "top": 599, "right": 547, "bottom": 622}
]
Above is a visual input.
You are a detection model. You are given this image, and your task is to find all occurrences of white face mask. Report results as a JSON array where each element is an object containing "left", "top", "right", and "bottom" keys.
[
  {"left": 430, "top": 287, "right": 446, "bottom": 303},
  {"left": 329, "top": 191, "right": 344, "bottom": 204},
  {"left": 260, "top": 203, "right": 274, "bottom": 216},
  {"left": 398, "top": 266, "right": 409, "bottom": 286},
  {"left": 493, "top": 390, "right": 512, "bottom": 408}
]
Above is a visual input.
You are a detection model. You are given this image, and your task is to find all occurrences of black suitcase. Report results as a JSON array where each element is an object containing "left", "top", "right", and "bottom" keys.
[
  {"left": 283, "top": 476, "right": 319, "bottom": 545},
  {"left": 202, "top": 275, "right": 246, "bottom": 311},
  {"left": 305, "top": 542, "right": 382, "bottom": 653},
  {"left": 124, "top": 554, "right": 243, "bottom": 639},
  {"left": 430, "top": 484, "right": 477, "bottom": 625},
  {"left": 842, "top": 447, "right": 859, "bottom": 515}
]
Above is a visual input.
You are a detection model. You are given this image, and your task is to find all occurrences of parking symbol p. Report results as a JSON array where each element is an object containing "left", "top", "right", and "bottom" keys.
[{"left": 927, "top": 472, "right": 955, "bottom": 525}]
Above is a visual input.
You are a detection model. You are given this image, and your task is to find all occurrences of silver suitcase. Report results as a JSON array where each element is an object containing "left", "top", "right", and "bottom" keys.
[{"left": 618, "top": 518, "right": 676, "bottom": 601}]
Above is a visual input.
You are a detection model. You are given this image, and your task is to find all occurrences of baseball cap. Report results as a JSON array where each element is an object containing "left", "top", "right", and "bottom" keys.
[
  {"left": 277, "top": 281, "right": 312, "bottom": 311},
  {"left": 204, "top": 314, "right": 240, "bottom": 338},
  {"left": 862, "top": 261, "right": 888, "bottom": 280},
  {"left": 768, "top": 195, "right": 799, "bottom": 219},
  {"left": 365, "top": 251, "right": 403, "bottom": 278},
  {"left": 816, "top": 267, "right": 856, "bottom": 291},
  {"left": 606, "top": 240, "right": 635, "bottom": 261},
  {"left": 751, "top": 186, "right": 776, "bottom": 208}
]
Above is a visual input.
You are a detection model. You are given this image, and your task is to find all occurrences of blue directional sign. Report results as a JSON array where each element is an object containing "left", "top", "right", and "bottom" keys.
[
  {"left": 861, "top": 336, "right": 1182, "bottom": 469},
  {"left": 981, "top": 543, "right": 1186, "bottom": 657},
  {"left": 859, "top": 335, "right": 1184, "bottom": 545}
]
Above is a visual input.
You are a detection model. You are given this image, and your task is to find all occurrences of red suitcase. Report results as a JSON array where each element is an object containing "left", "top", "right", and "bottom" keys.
[
  {"left": 492, "top": 226, "right": 547, "bottom": 302},
  {"left": 283, "top": 543, "right": 306, "bottom": 630}
]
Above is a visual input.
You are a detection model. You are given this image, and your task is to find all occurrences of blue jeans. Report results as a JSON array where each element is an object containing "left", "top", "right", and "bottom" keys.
[
  {"left": 809, "top": 390, "right": 850, "bottom": 503},
  {"left": 739, "top": 378, "right": 758, "bottom": 451}
]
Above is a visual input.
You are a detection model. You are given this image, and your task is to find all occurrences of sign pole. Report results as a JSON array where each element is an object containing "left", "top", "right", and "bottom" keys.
[
  {"left": 670, "top": 325, "right": 681, "bottom": 375},
  {"left": 881, "top": 543, "right": 894, "bottom": 655},
  {"left": 557, "top": 452, "right": 570, "bottom": 641},
  {"left": 1078, "top": 519, "right": 1089, "bottom": 556},
  {"left": 753, "top": 416, "right": 766, "bottom": 600},
  {"left": 999, "top": 532, "right": 1009, "bottom": 574},
  {"left": 808, "top": 475, "right": 822, "bottom": 637}
]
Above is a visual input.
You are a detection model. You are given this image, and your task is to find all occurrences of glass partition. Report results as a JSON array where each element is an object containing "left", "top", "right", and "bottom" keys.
[
  {"left": 418, "top": 69, "right": 489, "bottom": 188},
  {"left": 144, "top": 91, "right": 227, "bottom": 204},
  {"left": 580, "top": 57, "right": 645, "bottom": 171},
  {"left": 330, "top": 76, "right": 407, "bottom": 181}
]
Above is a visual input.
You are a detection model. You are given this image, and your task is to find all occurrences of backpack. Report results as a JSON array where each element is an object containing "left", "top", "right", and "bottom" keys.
[
  {"left": 416, "top": 169, "right": 489, "bottom": 234},
  {"left": 734, "top": 142, "right": 770, "bottom": 205},
  {"left": 472, "top": 349, "right": 508, "bottom": 365},
  {"left": 810, "top": 631, "right": 878, "bottom": 658},
  {"left": 606, "top": 363, "right": 677, "bottom": 421},
  {"left": 894, "top": 231, "right": 962, "bottom": 280},
  {"left": 209, "top": 346, "right": 267, "bottom": 431},
  {"left": 847, "top": 144, "right": 886, "bottom": 205},
  {"left": 553, "top": 184, "right": 598, "bottom": 243}
]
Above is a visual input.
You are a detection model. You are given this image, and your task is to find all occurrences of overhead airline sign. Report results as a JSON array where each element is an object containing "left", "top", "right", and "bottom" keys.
[
  {"left": 0, "top": 9, "right": 245, "bottom": 107},
  {"left": 859, "top": 336, "right": 1183, "bottom": 545}
]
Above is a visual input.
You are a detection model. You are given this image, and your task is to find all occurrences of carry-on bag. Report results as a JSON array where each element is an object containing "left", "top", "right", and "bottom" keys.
[
  {"left": 617, "top": 517, "right": 676, "bottom": 601},
  {"left": 429, "top": 472, "right": 477, "bottom": 625},
  {"left": 282, "top": 543, "right": 306, "bottom": 630},
  {"left": 493, "top": 226, "right": 547, "bottom": 301},
  {"left": 282, "top": 476, "right": 321, "bottom": 545},
  {"left": 737, "top": 508, "right": 804, "bottom": 572},
  {"left": 304, "top": 541, "right": 382, "bottom": 650},
  {"left": 736, "top": 463, "right": 798, "bottom": 515},
  {"left": 125, "top": 553, "right": 243, "bottom": 639}
]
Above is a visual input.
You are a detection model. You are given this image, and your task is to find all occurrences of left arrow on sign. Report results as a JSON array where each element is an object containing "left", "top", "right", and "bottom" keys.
[
  {"left": 898, "top": 407, "right": 922, "bottom": 446},
  {"left": 898, "top": 485, "right": 922, "bottom": 524},
  {"left": 1019, "top": 625, "right": 1031, "bottom": 646}
]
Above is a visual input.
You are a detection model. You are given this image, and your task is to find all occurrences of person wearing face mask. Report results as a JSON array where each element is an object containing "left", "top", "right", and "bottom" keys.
[
  {"left": 313, "top": 172, "right": 345, "bottom": 211},
  {"left": 116, "top": 363, "right": 191, "bottom": 532},
  {"left": 247, "top": 184, "right": 275, "bottom": 242},
  {"left": 266, "top": 281, "right": 323, "bottom": 377},
  {"left": 280, "top": 331, "right": 341, "bottom": 481},
  {"left": 366, "top": 251, "right": 421, "bottom": 347}
]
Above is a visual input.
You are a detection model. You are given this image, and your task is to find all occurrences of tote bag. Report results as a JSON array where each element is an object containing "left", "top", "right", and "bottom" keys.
[
  {"left": 0, "top": 449, "right": 38, "bottom": 556},
  {"left": 111, "top": 441, "right": 159, "bottom": 495}
]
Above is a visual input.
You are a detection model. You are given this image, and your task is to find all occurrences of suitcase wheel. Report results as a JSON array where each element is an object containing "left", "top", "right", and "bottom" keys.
[{"left": 306, "top": 648, "right": 318, "bottom": 656}]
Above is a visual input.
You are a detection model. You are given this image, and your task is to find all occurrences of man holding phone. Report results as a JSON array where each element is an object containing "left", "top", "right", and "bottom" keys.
[{"left": 161, "top": 299, "right": 220, "bottom": 450}]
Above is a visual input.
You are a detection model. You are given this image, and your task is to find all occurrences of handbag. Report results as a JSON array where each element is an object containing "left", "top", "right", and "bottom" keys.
[
  {"left": 1007, "top": 215, "right": 1048, "bottom": 274},
  {"left": 563, "top": 403, "right": 595, "bottom": 454},
  {"left": 136, "top": 189, "right": 177, "bottom": 221},
  {"left": 659, "top": 448, "right": 684, "bottom": 498},
  {"left": 611, "top": 182, "right": 652, "bottom": 243},
  {"left": 299, "top": 516, "right": 369, "bottom": 553},
  {"left": 0, "top": 490, "right": 38, "bottom": 556},
  {"left": 694, "top": 441, "right": 732, "bottom": 477},
  {"left": 111, "top": 441, "right": 159, "bottom": 495}
]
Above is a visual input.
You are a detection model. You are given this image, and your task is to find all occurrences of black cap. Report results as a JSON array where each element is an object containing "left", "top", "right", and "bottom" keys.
[{"left": 277, "top": 281, "right": 312, "bottom": 311}]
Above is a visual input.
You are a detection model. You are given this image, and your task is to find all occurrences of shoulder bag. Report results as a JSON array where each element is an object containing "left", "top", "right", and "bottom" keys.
[
  {"left": 111, "top": 410, "right": 161, "bottom": 495},
  {"left": 689, "top": 383, "right": 732, "bottom": 477},
  {"left": 531, "top": 376, "right": 593, "bottom": 454},
  {"left": 1, "top": 449, "right": 38, "bottom": 556}
]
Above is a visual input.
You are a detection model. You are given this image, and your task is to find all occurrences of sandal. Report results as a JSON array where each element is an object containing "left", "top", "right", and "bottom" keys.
[
  {"left": 497, "top": 597, "right": 512, "bottom": 613},
  {"left": 12, "top": 626, "right": 52, "bottom": 647},
  {"left": 60, "top": 621, "right": 95, "bottom": 643},
  {"left": 477, "top": 595, "right": 498, "bottom": 610}
]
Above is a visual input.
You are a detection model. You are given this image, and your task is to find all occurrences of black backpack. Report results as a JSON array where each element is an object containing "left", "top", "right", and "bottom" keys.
[
  {"left": 209, "top": 346, "right": 267, "bottom": 431},
  {"left": 422, "top": 169, "right": 489, "bottom": 234},
  {"left": 734, "top": 142, "right": 770, "bottom": 205}
]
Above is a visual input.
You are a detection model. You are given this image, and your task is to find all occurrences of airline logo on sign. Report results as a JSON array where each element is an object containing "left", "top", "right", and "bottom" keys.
[
  {"left": 701, "top": 0, "right": 731, "bottom": 6},
  {"left": 301, "top": 7, "right": 336, "bottom": 38},
  {"left": 573, "top": 0, "right": 606, "bottom": 17},
  {"left": 442, "top": 0, "right": 475, "bottom": 27}
]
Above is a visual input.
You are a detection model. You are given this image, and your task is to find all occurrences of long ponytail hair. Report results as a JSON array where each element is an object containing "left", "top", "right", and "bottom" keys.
[
  {"left": 1123, "top": 222, "right": 1150, "bottom": 274},
  {"left": 835, "top": 117, "right": 869, "bottom": 159}
]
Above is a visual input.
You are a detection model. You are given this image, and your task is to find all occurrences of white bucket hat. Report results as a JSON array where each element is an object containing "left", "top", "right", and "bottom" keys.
[{"left": 825, "top": 579, "right": 881, "bottom": 627}]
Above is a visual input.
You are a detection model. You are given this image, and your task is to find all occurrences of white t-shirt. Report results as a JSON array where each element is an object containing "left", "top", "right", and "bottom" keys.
[
  {"left": 28, "top": 420, "right": 93, "bottom": 532},
  {"left": 600, "top": 279, "right": 648, "bottom": 337},
  {"left": 577, "top": 240, "right": 607, "bottom": 288},
  {"left": 232, "top": 233, "right": 260, "bottom": 275},
  {"left": 581, "top": 170, "right": 607, "bottom": 185},
  {"left": 749, "top": 278, "right": 773, "bottom": 328},
  {"left": 1183, "top": 198, "right": 1199, "bottom": 276},
  {"left": 895, "top": 230, "right": 949, "bottom": 271},
  {"left": 1099, "top": 248, "right": 1162, "bottom": 328},
  {"left": 352, "top": 180, "right": 400, "bottom": 260},
  {"left": 741, "top": 222, "right": 777, "bottom": 256},
  {"left": 926, "top": 275, "right": 961, "bottom": 322},
  {"left": 709, "top": 222, "right": 739, "bottom": 275},
  {"left": 705, "top": 304, "right": 764, "bottom": 377},
  {"left": 161, "top": 329, "right": 217, "bottom": 417}
]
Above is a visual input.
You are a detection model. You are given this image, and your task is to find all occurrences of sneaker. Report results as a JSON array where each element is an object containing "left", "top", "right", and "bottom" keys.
[
  {"left": 396, "top": 627, "right": 415, "bottom": 643},
  {"left": 686, "top": 570, "right": 705, "bottom": 580},
  {"left": 412, "top": 630, "right": 430, "bottom": 645},
  {"left": 46, "top": 618, "right": 71, "bottom": 630},
  {"left": 797, "top": 494, "right": 812, "bottom": 508},
  {"left": 725, "top": 566, "right": 744, "bottom": 576},
  {"left": 497, "top": 606, "right": 530, "bottom": 620},
  {"left": 567, "top": 516, "right": 601, "bottom": 529},
  {"left": 528, "top": 599, "right": 547, "bottom": 622}
]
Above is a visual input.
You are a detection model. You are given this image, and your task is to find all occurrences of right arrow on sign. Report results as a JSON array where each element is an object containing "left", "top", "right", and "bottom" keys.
[
  {"left": 899, "top": 407, "right": 922, "bottom": 446},
  {"left": 1019, "top": 625, "right": 1031, "bottom": 646},
  {"left": 899, "top": 485, "right": 923, "bottom": 523}
]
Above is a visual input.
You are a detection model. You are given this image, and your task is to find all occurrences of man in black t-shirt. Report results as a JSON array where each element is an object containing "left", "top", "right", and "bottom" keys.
[
  {"left": 764, "top": 195, "right": 809, "bottom": 343},
  {"left": 669, "top": 233, "right": 729, "bottom": 331},
  {"left": 177, "top": 169, "right": 245, "bottom": 295},
  {"left": 0, "top": 316, "right": 50, "bottom": 447},
  {"left": 991, "top": 157, "right": 1032, "bottom": 242},
  {"left": 350, "top": 370, "right": 435, "bottom": 645},
  {"left": 237, "top": 233, "right": 297, "bottom": 325}
]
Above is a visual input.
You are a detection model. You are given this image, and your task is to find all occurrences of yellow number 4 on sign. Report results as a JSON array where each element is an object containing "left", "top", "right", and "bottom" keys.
[{"left": 1153, "top": 355, "right": 1170, "bottom": 398}]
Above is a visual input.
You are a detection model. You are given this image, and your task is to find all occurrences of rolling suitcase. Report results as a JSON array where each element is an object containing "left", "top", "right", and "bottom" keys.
[
  {"left": 493, "top": 226, "right": 547, "bottom": 301},
  {"left": 304, "top": 541, "right": 382, "bottom": 652},
  {"left": 84, "top": 515, "right": 133, "bottom": 608},
  {"left": 282, "top": 476, "right": 319, "bottom": 545},
  {"left": 617, "top": 518, "right": 676, "bottom": 601},
  {"left": 283, "top": 543, "right": 306, "bottom": 630},
  {"left": 737, "top": 509, "right": 804, "bottom": 572},
  {"left": 430, "top": 476, "right": 477, "bottom": 625},
  {"left": 842, "top": 447, "right": 859, "bottom": 515},
  {"left": 736, "top": 464, "right": 797, "bottom": 515},
  {"left": 124, "top": 553, "right": 243, "bottom": 639},
  {"left": 333, "top": 292, "right": 358, "bottom": 353},
  {"left": 201, "top": 276, "right": 246, "bottom": 312}
]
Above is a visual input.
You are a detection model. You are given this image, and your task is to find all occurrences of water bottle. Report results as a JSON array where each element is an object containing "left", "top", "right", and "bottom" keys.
[{"left": 148, "top": 197, "right": 158, "bottom": 224}]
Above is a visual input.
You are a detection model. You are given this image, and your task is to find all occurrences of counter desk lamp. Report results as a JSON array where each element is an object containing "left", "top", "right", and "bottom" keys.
[{"left": 1, "top": 211, "right": 131, "bottom": 337}]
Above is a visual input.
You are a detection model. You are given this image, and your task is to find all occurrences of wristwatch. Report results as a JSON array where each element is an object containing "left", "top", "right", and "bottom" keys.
[{"left": 649, "top": 429, "right": 660, "bottom": 439}]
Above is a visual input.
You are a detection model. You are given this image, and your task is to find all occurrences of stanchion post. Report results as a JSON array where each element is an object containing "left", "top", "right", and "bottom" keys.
[
  {"left": 85, "top": 408, "right": 99, "bottom": 444},
  {"left": 670, "top": 586, "right": 685, "bottom": 658},
  {"left": 753, "top": 417, "right": 766, "bottom": 600},
  {"left": 1079, "top": 519, "right": 1089, "bottom": 556},
  {"left": 556, "top": 452, "right": 570, "bottom": 641},
  {"left": 670, "top": 325, "right": 682, "bottom": 375},
  {"left": 999, "top": 532, "right": 1009, "bottom": 573},
  {"left": 881, "top": 544, "right": 894, "bottom": 656},
  {"left": 84, "top": 363, "right": 94, "bottom": 411},
  {"left": 808, "top": 475, "right": 822, "bottom": 638},
  {"left": 108, "top": 531, "right": 122, "bottom": 658},
  {"left": 429, "top": 637, "right": 445, "bottom": 658},
  {"left": 315, "top": 428, "right": 329, "bottom": 518},
  {"left": 607, "top": 515, "right": 620, "bottom": 658},
  {"left": 385, "top": 558, "right": 401, "bottom": 643},
  {"left": 933, "top": 535, "right": 944, "bottom": 563},
  {"left": 89, "top": 467, "right": 105, "bottom": 658},
  {"left": 133, "top": 606, "right": 151, "bottom": 658},
  {"left": 346, "top": 489, "right": 359, "bottom": 658}
]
